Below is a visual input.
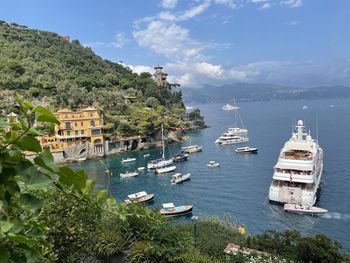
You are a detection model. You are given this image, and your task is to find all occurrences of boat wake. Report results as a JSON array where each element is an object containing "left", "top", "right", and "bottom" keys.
[{"left": 320, "top": 212, "right": 350, "bottom": 220}]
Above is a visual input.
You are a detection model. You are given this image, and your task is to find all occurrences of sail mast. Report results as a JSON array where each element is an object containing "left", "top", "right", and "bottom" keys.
[{"left": 161, "top": 124, "right": 165, "bottom": 159}]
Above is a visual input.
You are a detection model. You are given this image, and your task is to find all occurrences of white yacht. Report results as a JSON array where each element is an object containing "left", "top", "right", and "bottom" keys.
[
  {"left": 222, "top": 104, "right": 240, "bottom": 111},
  {"left": 269, "top": 120, "right": 323, "bottom": 206},
  {"left": 147, "top": 125, "right": 173, "bottom": 170}
]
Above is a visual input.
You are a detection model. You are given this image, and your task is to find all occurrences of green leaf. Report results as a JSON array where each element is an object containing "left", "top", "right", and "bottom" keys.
[
  {"left": 34, "top": 150, "right": 59, "bottom": 173},
  {"left": 119, "top": 214, "right": 127, "bottom": 222},
  {"left": 106, "top": 197, "right": 116, "bottom": 209},
  {"left": 17, "top": 136, "right": 42, "bottom": 153},
  {"left": 0, "top": 118, "right": 9, "bottom": 129},
  {"left": 83, "top": 179, "right": 96, "bottom": 196},
  {"left": 16, "top": 166, "right": 53, "bottom": 190},
  {"left": 0, "top": 221, "right": 14, "bottom": 233},
  {"left": 58, "top": 167, "right": 87, "bottom": 190},
  {"left": 34, "top": 106, "right": 60, "bottom": 124},
  {"left": 18, "top": 193, "right": 42, "bottom": 213},
  {"left": 27, "top": 127, "right": 42, "bottom": 136},
  {"left": 96, "top": 189, "right": 108, "bottom": 204},
  {"left": 0, "top": 246, "right": 9, "bottom": 263}
]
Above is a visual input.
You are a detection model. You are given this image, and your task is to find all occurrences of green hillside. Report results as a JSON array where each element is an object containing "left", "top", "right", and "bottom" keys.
[{"left": 0, "top": 21, "right": 185, "bottom": 136}]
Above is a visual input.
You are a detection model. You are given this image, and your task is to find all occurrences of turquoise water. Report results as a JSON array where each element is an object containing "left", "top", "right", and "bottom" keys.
[{"left": 73, "top": 98, "right": 350, "bottom": 251}]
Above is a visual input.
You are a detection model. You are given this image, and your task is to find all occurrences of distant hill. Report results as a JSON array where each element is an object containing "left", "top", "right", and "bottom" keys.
[{"left": 181, "top": 83, "right": 350, "bottom": 104}]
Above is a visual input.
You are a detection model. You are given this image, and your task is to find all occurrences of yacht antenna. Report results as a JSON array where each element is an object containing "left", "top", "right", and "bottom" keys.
[{"left": 316, "top": 114, "right": 319, "bottom": 146}]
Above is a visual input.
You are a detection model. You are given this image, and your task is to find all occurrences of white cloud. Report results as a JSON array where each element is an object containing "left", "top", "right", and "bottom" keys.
[
  {"left": 281, "top": 0, "right": 303, "bottom": 8},
  {"left": 260, "top": 3, "right": 273, "bottom": 9},
  {"left": 250, "top": 0, "right": 269, "bottom": 3},
  {"left": 133, "top": 20, "right": 203, "bottom": 62},
  {"left": 83, "top": 33, "right": 127, "bottom": 49},
  {"left": 127, "top": 64, "right": 154, "bottom": 74},
  {"left": 161, "top": 0, "right": 178, "bottom": 9},
  {"left": 178, "top": 0, "right": 211, "bottom": 21},
  {"left": 214, "top": 0, "right": 238, "bottom": 9},
  {"left": 286, "top": 20, "right": 301, "bottom": 26}
]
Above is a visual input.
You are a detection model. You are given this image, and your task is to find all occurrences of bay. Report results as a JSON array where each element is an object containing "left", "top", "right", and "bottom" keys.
[{"left": 73, "top": 98, "right": 350, "bottom": 251}]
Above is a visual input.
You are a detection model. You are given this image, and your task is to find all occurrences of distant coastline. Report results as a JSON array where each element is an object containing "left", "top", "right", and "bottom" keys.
[{"left": 182, "top": 83, "right": 350, "bottom": 104}]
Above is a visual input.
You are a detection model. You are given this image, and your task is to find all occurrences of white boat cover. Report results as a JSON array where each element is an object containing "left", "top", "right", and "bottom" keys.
[
  {"left": 162, "top": 203, "right": 175, "bottom": 209},
  {"left": 128, "top": 191, "right": 147, "bottom": 199}
]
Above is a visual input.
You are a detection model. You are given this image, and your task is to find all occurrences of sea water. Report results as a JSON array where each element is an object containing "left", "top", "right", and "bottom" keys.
[{"left": 73, "top": 98, "right": 350, "bottom": 251}]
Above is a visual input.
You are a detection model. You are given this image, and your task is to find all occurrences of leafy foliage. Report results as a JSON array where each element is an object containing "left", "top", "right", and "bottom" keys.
[{"left": 0, "top": 98, "right": 116, "bottom": 262}]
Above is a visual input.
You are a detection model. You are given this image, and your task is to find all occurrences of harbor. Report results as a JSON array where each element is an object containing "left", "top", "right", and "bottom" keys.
[{"left": 73, "top": 98, "right": 350, "bottom": 251}]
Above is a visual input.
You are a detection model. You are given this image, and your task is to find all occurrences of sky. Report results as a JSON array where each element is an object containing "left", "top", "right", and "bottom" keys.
[{"left": 1, "top": 0, "right": 350, "bottom": 88}]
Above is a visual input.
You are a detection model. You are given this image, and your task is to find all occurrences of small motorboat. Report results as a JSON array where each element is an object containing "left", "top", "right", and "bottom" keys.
[
  {"left": 137, "top": 167, "right": 145, "bottom": 172},
  {"left": 171, "top": 173, "right": 191, "bottom": 185},
  {"left": 182, "top": 144, "right": 202, "bottom": 153},
  {"left": 143, "top": 153, "right": 150, "bottom": 158},
  {"left": 207, "top": 161, "right": 220, "bottom": 168},
  {"left": 159, "top": 203, "right": 193, "bottom": 217},
  {"left": 155, "top": 165, "right": 176, "bottom": 174},
  {"left": 302, "top": 105, "right": 309, "bottom": 110},
  {"left": 284, "top": 204, "right": 328, "bottom": 215},
  {"left": 121, "top": 157, "right": 136, "bottom": 163},
  {"left": 172, "top": 151, "right": 189, "bottom": 162},
  {"left": 235, "top": 146, "right": 258, "bottom": 154},
  {"left": 125, "top": 191, "right": 155, "bottom": 204},
  {"left": 120, "top": 170, "right": 139, "bottom": 178}
]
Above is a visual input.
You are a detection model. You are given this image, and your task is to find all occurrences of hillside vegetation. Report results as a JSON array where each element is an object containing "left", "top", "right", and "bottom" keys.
[{"left": 0, "top": 21, "right": 185, "bottom": 136}]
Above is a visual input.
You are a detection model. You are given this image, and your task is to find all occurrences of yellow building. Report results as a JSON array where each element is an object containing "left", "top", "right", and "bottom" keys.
[{"left": 40, "top": 107, "right": 104, "bottom": 157}]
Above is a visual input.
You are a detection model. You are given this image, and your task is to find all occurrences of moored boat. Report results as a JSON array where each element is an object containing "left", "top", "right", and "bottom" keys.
[
  {"left": 171, "top": 173, "right": 191, "bottom": 184},
  {"left": 284, "top": 204, "right": 328, "bottom": 215},
  {"left": 207, "top": 161, "right": 220, "bottom": 168},
  {"left": 182, "top": 144, "right": 202, "bottom": 153},
  {"left": 120, "top": 170, "right": 139, "bottom": 178},
  {"left": 159, "top": 203, "right": 193, "bottom": 217},
  {"left": 125, "top": 191, "right": 155, "bottom": 204},
  {"left": 121, "top": 157, "right": 136, "bottom": 163},
  {"left": 235, "top": 146, "right": 258, "bottom": 153},
  {"left": 269, "top": 120, "right": 323, "bottom": 206},
  {"left": 172, "top": 151, "right": 189, "bottom": 162},
  {"left": 137, "top": 167, "right": 145, "bottom": 171},
  {"left": 155, "top": 165, "right": 176, "bottom": 174},
  {"left": 147, "top": 125, "right": 173, "bottom": 170},
  {"left": 222, "top": 104, "right": 240, "bottom": 111}
]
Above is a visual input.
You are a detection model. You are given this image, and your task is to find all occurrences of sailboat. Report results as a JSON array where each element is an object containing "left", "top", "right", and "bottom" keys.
[
  {"left": 147, "top": 124, "right": 174, "bottom": 170},
  {"left": 181, "top": 137, "right": 202, "bottom": 153},
  {"left": 215, "top": 102, "right": 249, "bottom": 144}
]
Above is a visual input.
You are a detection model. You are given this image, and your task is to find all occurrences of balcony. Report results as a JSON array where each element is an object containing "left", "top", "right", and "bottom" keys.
[{"left": 56, "top": 134, "right": 88, "bottom": 139}]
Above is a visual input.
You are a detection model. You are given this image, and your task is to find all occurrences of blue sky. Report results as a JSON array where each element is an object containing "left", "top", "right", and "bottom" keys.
[{"left": 1, "top": 0, "right": 350, "bottom": 88}]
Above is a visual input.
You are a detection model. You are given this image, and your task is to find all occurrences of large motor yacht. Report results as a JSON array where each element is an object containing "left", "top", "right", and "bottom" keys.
[
  {"left": 269, "top": 120, "right": 323, "bottom": 206},
  {"left": 215, "top": 106, "right": 248, "bottom": 144}
]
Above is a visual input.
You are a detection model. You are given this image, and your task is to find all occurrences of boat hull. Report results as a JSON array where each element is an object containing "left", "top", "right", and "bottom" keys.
[
  {"left": 284, "top": 204, "right": 328, "bottom": 215},
  {"left": 160, "top": 205, "right": 193, "bottom": 217},
  {"left": 125, "top": 194, "right": 155, "bottom": 205}
]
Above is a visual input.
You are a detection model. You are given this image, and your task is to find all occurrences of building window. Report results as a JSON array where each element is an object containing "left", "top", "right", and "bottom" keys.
[
  {"left": 75, "top": 122, "right": 77, "bottom": 127},
  {"left": 81, "top": 122, "right": 83, "bottom": 126},
  {"left": 67, "top": 131, "right": 71, "bottom": 136},
  {"left": 92, "top": 129, "right": 101, "bottom": 135},
  {"left": 75, "top": 131, "right": 78, "bottom": 136},
  {"left": 90, "top": 120, "right": 95, "bottom": 127},
  {"left": 81, "top": 130, "right": 85, "bottom": 135},
  {"left": 90, "top": 113, "right": 93, "bottom": 117},
  {"left": 66, "top": 122, "right": 71, "bottom": 129}
]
